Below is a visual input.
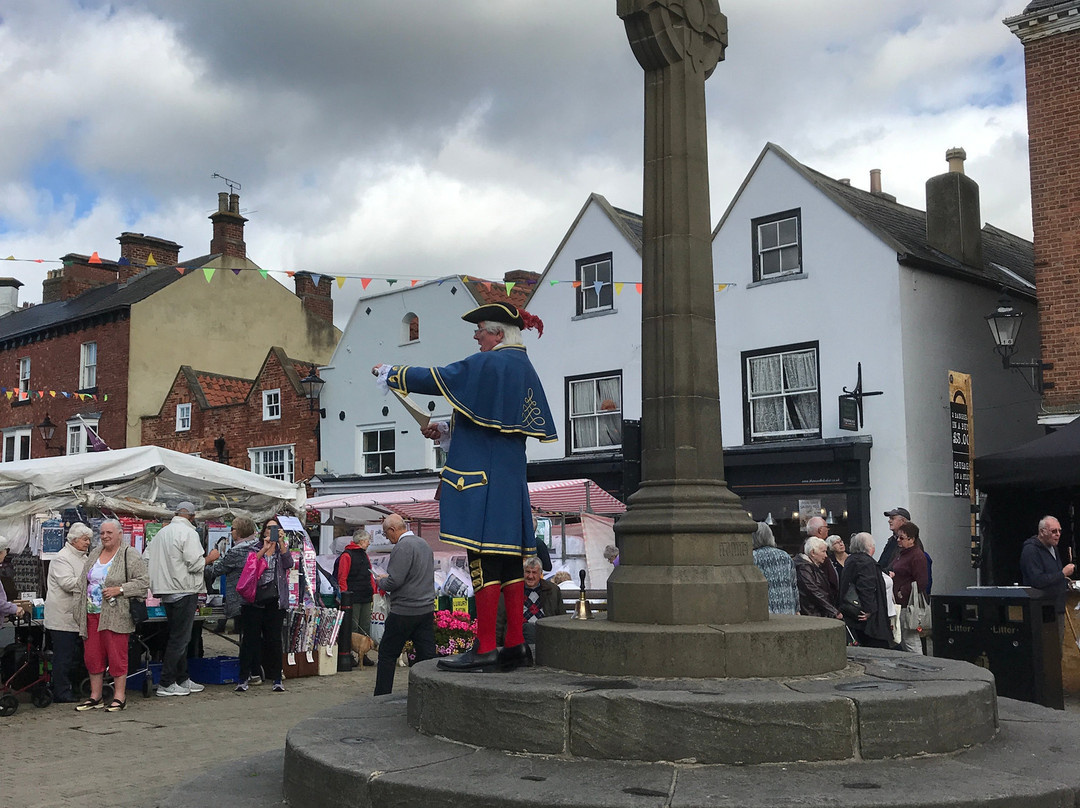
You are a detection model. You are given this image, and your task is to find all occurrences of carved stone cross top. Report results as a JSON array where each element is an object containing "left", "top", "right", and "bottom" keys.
[{"left": 618, "top": 0, "right": 728, "bottom": 76}]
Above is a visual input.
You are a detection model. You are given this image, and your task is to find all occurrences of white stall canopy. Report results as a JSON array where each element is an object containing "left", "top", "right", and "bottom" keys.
[{"left": 0, "top": 445, "right": 306, "bottom": 553}]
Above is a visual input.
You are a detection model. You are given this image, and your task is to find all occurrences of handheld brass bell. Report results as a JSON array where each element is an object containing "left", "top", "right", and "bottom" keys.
[{"left": 572, "top": 569, "right": 592, "bottom": 619}]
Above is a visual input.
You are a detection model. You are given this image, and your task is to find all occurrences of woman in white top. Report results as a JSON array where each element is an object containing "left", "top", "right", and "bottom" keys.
[{"left": 44, "top": 523, "right": 92, "bottom": 703}]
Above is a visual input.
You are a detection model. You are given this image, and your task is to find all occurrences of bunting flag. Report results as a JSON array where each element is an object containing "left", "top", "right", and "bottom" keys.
[
  {"left": 175, "top": 265, "right": 186, "bottom": 274},
  {"left": 636, "top": 283, "right": 642, "bottom": 294},
  {"left": 717, "top": 283, "right": 730, "bottom": 293},
  {"left": 202, "top": 267, "right": 216, "bottom": 282},
  {"left": 387, "top": 279, "right": 397, "bottom": 286},
  {"left": 361, "top": 278, "right": 372, "bottom": 290},
  {"left": 336, "top": 276, "right": 345, "bottom": 289},
  {"left": 232, "top": 268, "right": 242, "bottom": 276},
  {"left": 118, "top": 257, "right": 130, "bottom": 266},
  {"left": 311, "top": 273, "right": 323, "bottom": 288},
  {"left": 4, "top": 256, "right": 13, "bottom": 261},
  {"left": 0, "top": 386, "right": 101, "bottom": 401},
  {"left": 505, "top": 282, "right": 515, "bottom": 296},
  {"left": 146, "top": 253, "right": 157, "bottom": 267},
  {"left": 615, "top": 282, "right": 624, "bottom": 295},
  {"left": 285, "top": 271, "right": 295, "bottom": 278},
  {"left": 258, "top": 269, "right": 268, "bottom": 279},
  {"left": 572, "top": 281, "right": 581, "bottom": 288},
  {"left": 592, "top": 280, "right": 604, "bottom": 297},
  {"left": 88, "top": 251, "right": 102, "bottom": 264}
]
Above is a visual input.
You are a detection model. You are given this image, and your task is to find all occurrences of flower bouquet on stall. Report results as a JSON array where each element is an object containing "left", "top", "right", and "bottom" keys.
[{"left": 404, "top": 609, "right": 477, "bottom": 663}]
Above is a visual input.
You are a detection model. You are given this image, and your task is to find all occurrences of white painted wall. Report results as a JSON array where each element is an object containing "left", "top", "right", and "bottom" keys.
[
  {"left": 319, "top": 279, "right": 479, "bottom": 477},
  {"left": 897, "top": 267, "right": 1041, "bottom": 594},
  {"left": 526, "top": 198, "right": 644, "bottom": 462}
]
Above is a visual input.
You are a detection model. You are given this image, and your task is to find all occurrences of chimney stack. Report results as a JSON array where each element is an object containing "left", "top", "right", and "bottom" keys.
[
  {"left": 209, "top": 192, "right": 248, "bottom": 259},
  {"left": 0, "top": 278, "right": 23, "bottom": 317},
  {"left": 294, "top": 272, "right": 334, "bottom": 326},
  {"left": 925, "top": 147, "right": 983, "bottom": 269},
  {"left": 869, "top": 169, "right": 882, "bottom": 194},
  {"left": 117, "top": 232, "right": 182, "bottom": 277}
]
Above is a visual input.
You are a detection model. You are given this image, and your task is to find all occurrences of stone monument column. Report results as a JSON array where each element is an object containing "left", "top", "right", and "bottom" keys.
[{"left": 607, "top": 0, "right": 767, "bottom": 626}]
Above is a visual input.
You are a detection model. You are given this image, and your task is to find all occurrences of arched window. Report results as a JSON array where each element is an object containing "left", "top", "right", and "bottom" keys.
[{"left": 403, "top": 313, "right": 419, "bottom": 343}]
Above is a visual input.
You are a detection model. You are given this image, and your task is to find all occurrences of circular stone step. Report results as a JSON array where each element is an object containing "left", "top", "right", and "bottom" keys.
[
  {"left": 404, "top": 647, "right": 996, "bottom": 764},
  {"left": 283, "top": 684, "right": 1080, "bottom": 808}
]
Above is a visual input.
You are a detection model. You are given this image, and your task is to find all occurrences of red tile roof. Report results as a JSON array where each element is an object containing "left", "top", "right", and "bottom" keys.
[
  {"left": 472, "top": 270, "right": 539, "bottom": 309},
  {"left": 193, "top": 371, "right": 253, "bottom": 407}
]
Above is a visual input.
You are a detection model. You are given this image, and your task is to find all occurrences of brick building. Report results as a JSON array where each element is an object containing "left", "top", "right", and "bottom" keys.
[
  {"left": 141, "top": 347, "right": 323, "bottom": 488},
  {"left": 1007, "top": 1, "right": 1080, "bottom": 423},
  {"left": 0, "top": 193, "right": 340, "bottom": 461}
]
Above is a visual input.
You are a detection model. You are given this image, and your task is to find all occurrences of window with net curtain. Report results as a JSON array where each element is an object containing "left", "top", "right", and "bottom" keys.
[
  {"left": 745, "top": 346, "right": 819, "bottom": 440},
  {"left": 569, "top": 373, "right": 622, "bottom": 452}
]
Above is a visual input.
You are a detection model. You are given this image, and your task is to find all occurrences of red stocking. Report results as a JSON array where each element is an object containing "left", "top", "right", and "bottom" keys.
[
  {"left": 474, "top": 583, "right": 500, "bottom": 654},
  {"left": 501, "top": 580, "right": 525, "bottom": 648}
]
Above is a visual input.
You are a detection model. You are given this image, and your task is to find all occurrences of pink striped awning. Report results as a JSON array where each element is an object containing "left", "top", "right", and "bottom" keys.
[{"left": 308, "top": 478, "right": 624, "bottom": 522}]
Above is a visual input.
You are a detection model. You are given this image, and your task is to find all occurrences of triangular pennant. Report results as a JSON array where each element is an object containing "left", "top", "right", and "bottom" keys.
[
  {"left": 505, "top": 282, "right": 515, "bottom": 296},
  {"left": 118, "top": 256, "right": 130, "bottom": 266},
  {"left": 635, "top": 283, "right": 642, "bottom": 294},
  {"left": 202, "top": 267, "right": 216, "bottom": 282},
  {"left": 3, "top": 256, "right": 13, "bottom": 261},
  {"left": 103, "top": 394, "right": 108, "bottom": 402},
  {"left": 285, "top": 271, "right": 295, "bottom": 278},
  {"left": 49, "top": 391, "right": 56, "bottom": 397},
  {"left": 615, "top": 282, "right": 624, "bottom": 295},
  {"left": 572, "top": 281, "right": 581, "bottom": 289},
  {"left": 549, "top": 279, "right": 558, "bottom": 286},
  {"left": 146, "top": 253, "right": 156, "bottom": 267},
  {"left": 62, "top": 392, "right": 70, "bottom": 398},
  {"left": 88, "top": 251, "right": 102, "bottom": 264},
  {"left": 361, "top": 278, "right": 372, "bottom": 290},
  {"left": 593, "top": 280, "right": 604, "bottom": 297},
  {"left": 387, "top": 279, "right": 397, "bottom": 286},
  {"left": 336, "top": 276, "right": 345, "bottom": 289},
  {"left": 258, "top": 270, "right": 268, "bottom": 279},
  {"left": 311, "top": 273, "right": 323, "bottom": 288},
  {"left": 716, "top": 283, "right": 729, "bottom": 293},
  {"left": 36, "top": 390, "right": 43, "bottom": 398},
  {"left": 411, "top": 280, "right": 419, "bottom": 287},
  {"left": 33, "top": 259, "right": 44, "bottom": 263},
  {"left": 175, "top": 265, "right": 186, "bottom": 274},
  {"left": 232, "top": 268, "right": 242, "bottom": 276},
  {"left": 3, "top": 392, "right": 9, "bottom": 400}
]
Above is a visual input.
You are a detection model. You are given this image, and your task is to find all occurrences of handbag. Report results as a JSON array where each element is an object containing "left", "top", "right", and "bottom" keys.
[
  {"left": 237, "top": 551, "right": 268, "bottom": 604},
  {"left": 838, "top": 583, "right": 862, "bottom": 620},
  {"left": 900, "top": 580, "right": 932, "bottom": 635},
  {"left": 123, "top": 549, "right": 149, "bottom": 625}
]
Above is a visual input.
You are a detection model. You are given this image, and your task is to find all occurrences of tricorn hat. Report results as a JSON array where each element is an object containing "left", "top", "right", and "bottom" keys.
[{"left": 462, "top": 302, "right": 544, "bottom": 337}]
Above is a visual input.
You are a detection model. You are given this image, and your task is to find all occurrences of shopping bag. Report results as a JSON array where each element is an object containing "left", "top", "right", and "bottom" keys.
[
  {"left": 237, "top": 552, "right": 267, "bottom": 604},
  {"left": 370, "top": 591, "right": 389, "bottom": 646},
  {"left": 900, "top": 581, "right": 932, "bottom": 635}
]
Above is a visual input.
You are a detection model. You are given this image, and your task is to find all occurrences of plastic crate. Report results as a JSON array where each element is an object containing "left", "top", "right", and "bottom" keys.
[
  {"left": 186, "top": 655, "right": 241, "bottom": 685},
  {"left": 127, "top": 662, "right": 162, "bottom": 691}
]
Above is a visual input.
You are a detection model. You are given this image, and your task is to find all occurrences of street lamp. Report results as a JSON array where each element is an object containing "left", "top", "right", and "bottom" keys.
[
  {"left": 37, "top": 413, "right": 62, "bottom": 455},
  {"left": 299, "top": 365, "right": 325, "bottom": 414},
  {"left": 984, "top": 292, "right": 1053, "bottom": 394}
]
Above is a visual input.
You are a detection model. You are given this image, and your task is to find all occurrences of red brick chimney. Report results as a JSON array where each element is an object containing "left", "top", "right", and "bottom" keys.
[
  {"left": 42, "top": 254, "right": 123, "bottom": 303},
  {"left": 209, "top": 192, "right": 247, "bottom": 259},
  {"left": 1006, "top": 1, "right": 1080, "bottom": 418},
  {"left": 117, "top": 232, "right": 182, "bottom": 277},
  {"left": 293, "top": 271, "right": 334, "bottom": 325},
  {"left": 502, "top": 270, "right": 541, "bottom": 308}
]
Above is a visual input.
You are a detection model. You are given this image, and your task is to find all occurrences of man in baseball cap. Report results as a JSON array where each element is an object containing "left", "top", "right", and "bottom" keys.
[{"left": 878, "top": 507, "right": 910, "bottom": 570}]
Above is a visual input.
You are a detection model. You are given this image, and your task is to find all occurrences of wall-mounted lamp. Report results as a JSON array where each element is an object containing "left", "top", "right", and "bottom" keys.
[
  {"left": 985, "top": 292, "right": 1053, "bottom": 394},
  {"left": 826, "top": 510, "right": 836, "bottom": 526},
  {"left": 36, "top": 413, "right": 62, "bottom": 455},
  {"left": 764, "top": 512, "right": 775, "bottom": 526},
  {"left": 299, "top": 365, "right": 326, "bottom": 415}
]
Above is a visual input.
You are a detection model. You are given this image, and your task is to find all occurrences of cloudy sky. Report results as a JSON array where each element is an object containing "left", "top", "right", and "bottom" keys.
[{"left": 0, "top": 0, "right": 1032, "bottom": 325}]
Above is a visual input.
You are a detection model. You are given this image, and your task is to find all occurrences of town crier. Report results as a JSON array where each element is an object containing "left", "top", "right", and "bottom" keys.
[{"left": 372, "top": 302, "right": 557, "bottom": 671}]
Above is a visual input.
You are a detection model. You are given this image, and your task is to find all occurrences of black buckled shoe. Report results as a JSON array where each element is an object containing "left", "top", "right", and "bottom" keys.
[
  {"left": 436, "top": 646, "right": 500, "bottom": 672},
  {"left": 496, "top": 643, "right": 534, "bottom": 672}
]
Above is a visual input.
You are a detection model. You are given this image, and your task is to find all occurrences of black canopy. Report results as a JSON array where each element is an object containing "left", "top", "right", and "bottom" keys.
[{"left": 976, "top": 417, "right": 1080, "bottom": 491}]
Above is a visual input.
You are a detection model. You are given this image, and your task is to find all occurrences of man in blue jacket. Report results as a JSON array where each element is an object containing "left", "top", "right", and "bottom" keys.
[
  {"left": 373, "top": 302, "right": 556, "bottom": 672},
  {"left": 1019, "top": 515, "right": 1076, "bottom": 644}
]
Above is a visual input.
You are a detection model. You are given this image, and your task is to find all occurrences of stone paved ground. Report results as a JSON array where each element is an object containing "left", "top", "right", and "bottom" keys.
[
  {"left": 1, "top": 631, "right": 385, "bottom": 808},
  {"left": 3, "top": 628, "right": 1079, "bottom": 808}
]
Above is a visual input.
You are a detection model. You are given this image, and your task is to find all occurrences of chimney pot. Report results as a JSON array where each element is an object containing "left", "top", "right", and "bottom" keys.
[
  {"left": 229, "top": 193, "right": 240, "bottom": 214},
  {"left": 946, "top": 147, "right": 967, "bottom": 174},
  {"left": 218, "top": 192, "right": 229, "bottom": 213},
  {"left": 869, "top": 169, "right": 882, "bottom": 194}
]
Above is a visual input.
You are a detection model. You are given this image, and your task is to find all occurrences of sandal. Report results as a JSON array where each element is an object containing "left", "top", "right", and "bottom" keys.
[
  {"left": 105, "top": 698, "right": 126, "bottom": 712},
  {"left": 75, "top": 697, "right": 104, "bottom": 711}
]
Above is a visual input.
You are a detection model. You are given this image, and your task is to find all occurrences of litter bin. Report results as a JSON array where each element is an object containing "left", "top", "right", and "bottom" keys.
[{"left": 932, "top": 586, "right": 1063, "bottom": 709}]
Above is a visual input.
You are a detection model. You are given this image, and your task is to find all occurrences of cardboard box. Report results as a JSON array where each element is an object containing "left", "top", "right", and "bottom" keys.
[{"left": 316, "top": 645, "right": 337, "bottom": 676}]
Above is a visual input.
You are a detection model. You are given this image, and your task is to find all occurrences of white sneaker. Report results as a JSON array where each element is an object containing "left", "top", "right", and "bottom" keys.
[
  {"left": 178, "top": 679, "right": 204, "bottom": 693},
  {"left": 156, "top": 682, "right": 190, "bottom": 697}
]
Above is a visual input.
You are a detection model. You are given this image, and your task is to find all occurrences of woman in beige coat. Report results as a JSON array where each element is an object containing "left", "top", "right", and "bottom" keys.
[
  {"left": 44, "top": 523, "right": 92, "bottom": 703},
  {"left": 74, "top": 519, "right": 148, "bottom": 712}
]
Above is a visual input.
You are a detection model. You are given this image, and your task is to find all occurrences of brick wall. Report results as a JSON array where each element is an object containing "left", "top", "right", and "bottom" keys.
[
  {"left": 0, "top": 315, "right": 131, "bottom": 457},
  {"left": 293, "top": 272, "right": 334, "bottom": 326},
  {"left": 42, "top": 257, "right": 125, "bottom": 304},
  {"left": 141, "top": 349, "right": 321, "bottom": 491},
  {"left": 1024, "top": 26, "right": 1080, "bottom": 409}
]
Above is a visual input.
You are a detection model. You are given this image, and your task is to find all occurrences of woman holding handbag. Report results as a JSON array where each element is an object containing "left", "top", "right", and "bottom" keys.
[
  {"left": 890, "top": 522, "right": 929, "bottom": 653},
  {"left": 73, "top": 519, "right": 148, "bottom": 712},
  {"left": 233, "top": 517, "right": 293, "bottom": 693},
  {"left": 838, "top": 533, "right": 892, "bottom": 648}
]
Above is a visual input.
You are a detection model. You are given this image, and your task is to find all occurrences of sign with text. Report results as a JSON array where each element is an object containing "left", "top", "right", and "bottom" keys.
[
  {"left": 839, "top": 396, "right": 859, "bottom": 431},
  {"left": 949, "top": 371, "right": 979, "bottom": 567}
]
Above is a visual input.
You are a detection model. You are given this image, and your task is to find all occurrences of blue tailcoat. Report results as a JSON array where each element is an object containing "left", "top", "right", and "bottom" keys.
[{"left": 387, "top": 345, "right": 557, "bottom": 556}]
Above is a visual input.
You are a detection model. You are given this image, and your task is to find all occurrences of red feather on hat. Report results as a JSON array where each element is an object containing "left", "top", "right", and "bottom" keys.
[{"left": 519, "top": 309, "right": 544, "bottom": 338}]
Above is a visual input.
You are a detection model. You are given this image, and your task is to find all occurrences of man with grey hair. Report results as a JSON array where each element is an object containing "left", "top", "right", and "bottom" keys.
[
  {"left": 1020, "top": 515, "right": 1075, "bottom": 643},
  {"left": 145, "top": 502, "right": 219, "bottom": 697},
  {"left": 373, "top": 514, "right": 435, "bottom": 695},
  {"left": 496, "top": 556, "right": 563, "bottom": 647},
  {"left": 806, "top": 516, "right": 840, "bottom": 602}
]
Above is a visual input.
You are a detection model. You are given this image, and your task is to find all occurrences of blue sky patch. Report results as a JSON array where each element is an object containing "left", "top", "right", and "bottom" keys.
[{"left": 30, "top": 156, "right": 99, "bottom": 220}]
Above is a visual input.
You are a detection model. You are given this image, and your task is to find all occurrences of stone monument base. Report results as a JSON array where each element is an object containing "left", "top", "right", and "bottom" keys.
[{"left": 273, "top": 647, "right": 1080, "bottom": 808}]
